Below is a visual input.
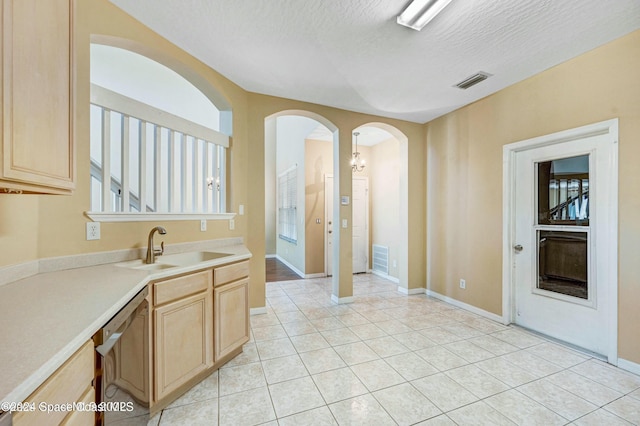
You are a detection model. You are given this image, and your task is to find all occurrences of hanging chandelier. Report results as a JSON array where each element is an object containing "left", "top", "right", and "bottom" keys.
[{"left": 351, "top": 131, "right": 365, "bottom": 173}]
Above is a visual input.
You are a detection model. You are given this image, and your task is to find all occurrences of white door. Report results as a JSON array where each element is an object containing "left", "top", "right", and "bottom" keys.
[
  {"left": 512, "top": 124, "right": 617, "bottom": 358},
  {"left": 325, "top": 176, "right": 369, "bottom": 276}
]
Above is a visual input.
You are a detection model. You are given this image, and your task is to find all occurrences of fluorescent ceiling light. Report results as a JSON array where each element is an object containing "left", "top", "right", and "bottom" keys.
[{"left": 397, "top": 0, "right": 454, "bottom": 31}]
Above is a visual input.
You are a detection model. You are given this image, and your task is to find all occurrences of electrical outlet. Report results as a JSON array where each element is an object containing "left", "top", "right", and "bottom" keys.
[
  {"left": 86, "top": 222, "right": 100, "bottom": 240},
  {"left": 460, "top": 279, "right": 466, "bottom": 289},
  {"left": 200, "top": 219, "right": 207, "bottom": 232},
  {"left": 229, "top": 219, "right": 235, "bottom": 230}
]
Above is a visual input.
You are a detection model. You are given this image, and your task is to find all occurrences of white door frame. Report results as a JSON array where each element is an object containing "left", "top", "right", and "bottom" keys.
[{"left": 502, "top": 119, "right": 618, "bottom": 364}]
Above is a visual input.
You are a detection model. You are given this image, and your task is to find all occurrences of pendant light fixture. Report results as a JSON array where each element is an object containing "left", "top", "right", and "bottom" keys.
[{"left": 351, "top": 132, "right": 365, "bottom": 173}]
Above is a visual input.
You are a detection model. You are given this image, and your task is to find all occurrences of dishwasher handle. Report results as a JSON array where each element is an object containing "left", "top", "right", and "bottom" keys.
[{"left": 96, "top": 301, "right": 147, "bottom": 357}]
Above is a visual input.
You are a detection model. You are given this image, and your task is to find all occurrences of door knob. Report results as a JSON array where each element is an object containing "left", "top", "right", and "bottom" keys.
[{"left": 514, "top": 244, "right": 523, "bottom": 252}]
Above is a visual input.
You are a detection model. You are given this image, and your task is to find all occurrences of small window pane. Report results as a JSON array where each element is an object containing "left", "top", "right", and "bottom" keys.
[
  {"left": 538, "top": 230, "right": 588, "bottom": 299},
  {"left": 538, "top": 155, "right": 589, "bottom": 225}
]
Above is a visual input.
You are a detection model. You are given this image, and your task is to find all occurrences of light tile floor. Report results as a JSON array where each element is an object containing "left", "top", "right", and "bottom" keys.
[{"left": 111, "top": 274, "right": 640, "bottom": 425}]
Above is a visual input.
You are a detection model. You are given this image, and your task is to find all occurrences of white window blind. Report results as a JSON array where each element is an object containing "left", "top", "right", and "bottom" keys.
[{"left": 278, "top": 165, "right": 297, "bottom": 244}]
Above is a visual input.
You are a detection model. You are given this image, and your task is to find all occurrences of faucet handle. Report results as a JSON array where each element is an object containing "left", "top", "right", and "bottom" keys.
[{"left": 154, "top": 241, "right": 165, "bottom": 257}]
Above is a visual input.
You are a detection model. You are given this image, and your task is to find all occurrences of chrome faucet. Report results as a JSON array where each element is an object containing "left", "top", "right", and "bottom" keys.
[{"left": 146, "top": 226, "right": 167, "bottom": 264}]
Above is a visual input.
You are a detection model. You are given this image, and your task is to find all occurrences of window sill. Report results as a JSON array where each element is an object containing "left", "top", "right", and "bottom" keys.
[{"left": 85, "top": 212, "right": 236, "bottom": 223}]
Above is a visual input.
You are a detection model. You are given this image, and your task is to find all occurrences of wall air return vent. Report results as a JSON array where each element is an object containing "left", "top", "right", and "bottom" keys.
[{"left": 455, "top": 72, "right": 492, "bottom": 89}]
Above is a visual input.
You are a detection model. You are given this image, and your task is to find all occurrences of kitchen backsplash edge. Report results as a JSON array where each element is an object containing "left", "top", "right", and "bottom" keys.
[{"left": 0, "top": 237, "right": 244, "bottom": 287}]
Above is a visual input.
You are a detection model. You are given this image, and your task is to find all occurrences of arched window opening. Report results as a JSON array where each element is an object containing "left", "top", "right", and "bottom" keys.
[{"left": 87, "top": 44, "right": 231, "bottom": 220}]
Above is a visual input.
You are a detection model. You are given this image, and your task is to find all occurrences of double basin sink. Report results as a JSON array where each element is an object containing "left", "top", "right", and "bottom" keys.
[{"left": 116, "top": 251, "right": 232, "bottom": 272}]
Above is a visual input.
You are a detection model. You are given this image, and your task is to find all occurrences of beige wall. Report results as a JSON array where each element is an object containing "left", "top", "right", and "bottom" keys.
[
  {"left": 0, "top": 0, "right": 425, "bottom": 312},
  {"left": 427, "top": 29, "right": 640, "bottom": 363},
  {"left": 370, "top": 138, "right": 401, "bottom": 279},
  {"left": 0, "top": 196, "right": 39, "bottom": 265},
  {"left": 304, "top": 139, "right": 333, "bottom": 274},
  {"left": 264, "top": 118, "right": 277, "bottom": 255}
]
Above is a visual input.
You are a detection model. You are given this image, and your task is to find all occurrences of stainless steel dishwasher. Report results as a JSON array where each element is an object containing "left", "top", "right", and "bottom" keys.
[{"left": 93, "top": 286, "right": 149, "bottom": 425}]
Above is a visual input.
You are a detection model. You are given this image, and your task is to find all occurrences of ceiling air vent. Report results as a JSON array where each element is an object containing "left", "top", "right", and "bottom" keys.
[{"left": 455, "top": 72, "right": 492, "bottom": 90}]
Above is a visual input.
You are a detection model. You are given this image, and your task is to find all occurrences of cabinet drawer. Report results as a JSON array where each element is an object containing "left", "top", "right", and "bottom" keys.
[
  {"left": 61, "top": 385, "right": 95, "bottom": 425},
  {"left": 154, "top": 270, "right": 211, "bottom": 305},
  {"left": 214, "top": 261, "right": 249, "bottom": 286},
  {"left": 13, "top": 340, "right": 94, "bottom": 426}
]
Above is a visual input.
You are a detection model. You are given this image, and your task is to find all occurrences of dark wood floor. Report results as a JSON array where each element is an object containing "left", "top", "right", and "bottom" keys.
[{"left": 266, "top": 258, "right": 302, "bottom": 282}]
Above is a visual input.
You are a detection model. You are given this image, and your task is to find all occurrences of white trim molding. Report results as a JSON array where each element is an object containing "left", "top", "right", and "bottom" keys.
[
  {"left": 85, "top": 212, "right": 236, "bottom": 223},
  {"left": 305, "top": 273, "right": 326, "bottom": 279},
  {"left": 331, "top": 294, "right": 354, "bottom": 304},
  {"left": 275, "top": 255, "right": 304, "bottom": 279},
  {"left": 398, "top": 286, "right": 425, "bottom": 295},
  {"left": 617, "top": 358, "right": 640, "bottom": 376},
  {"left": 372, "top": 270, "right": 400, "bottom": 284},
  {"left": 427, "top": 290, "right": 504, "bottom": 323},
  {"left": 250, "top": 307, "right": 268, "bottom": 316}
]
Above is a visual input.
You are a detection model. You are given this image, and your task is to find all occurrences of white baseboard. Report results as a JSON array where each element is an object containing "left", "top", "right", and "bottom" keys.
[
  {"left": 372, "top": 270, "right": 400, "bottom": 284},
  {"left": 275, "top": 255, "right": 305, "bottom": 279},
  {"left": 305, "top": 273, "right": 326, "bottom": 279},
  {"left": 426, "top": 290, "right": 503, "bottom": 323},
  {"left": 618, "top": 358, "right": 640, "bottom": 376},
  {"left": 265, "top": 254, "right": 277, "bottom": 259},
  {"left": 398, "top": 286, "right": 426, "bottom": 295},
  {"left": 250, "top": 307, "right": 267, "bottom": 316},
  {"left": 331, "top": 294, "right": 354, "bottom": 304}
]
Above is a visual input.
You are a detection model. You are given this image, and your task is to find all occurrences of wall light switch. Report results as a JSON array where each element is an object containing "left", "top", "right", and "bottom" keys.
[
  {"left": 200, "top": 219, "right": 207, "bottom": 232},
  {"left": 316, "top": 218, "right": 321, "bottom": 224},
  {"left": 86, "top": 222, "right": 100, "bottom": 240},
  {"left": 342, "top": 219, "right": 347, "bottom": 228},
  {"left": 229, "top": 219, "right": 235, "bottom": 230},
  {"left": 239, "top": 204, "right": 245, "bottom": 215}
]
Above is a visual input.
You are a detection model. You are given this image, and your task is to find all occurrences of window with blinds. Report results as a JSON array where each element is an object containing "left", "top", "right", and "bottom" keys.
[{"left": 278, "top": 165, "right": 297, "bottom": 244}]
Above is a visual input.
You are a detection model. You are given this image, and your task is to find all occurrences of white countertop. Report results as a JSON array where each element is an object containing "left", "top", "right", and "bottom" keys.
[{"left": 0, "top": 242, "right": 251, "bottom": 404}]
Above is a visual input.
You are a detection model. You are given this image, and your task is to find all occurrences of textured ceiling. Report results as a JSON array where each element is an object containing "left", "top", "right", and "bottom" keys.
[{"left": 110, "top": 0, "right": 640, "bottom": 124}]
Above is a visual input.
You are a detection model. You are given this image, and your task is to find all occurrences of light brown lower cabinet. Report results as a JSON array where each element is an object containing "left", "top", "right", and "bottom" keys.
[
  {"left": 214, "top": 278, "right": 249, "bottom": 360},
  {"left": 13, "top": 340, "right": 94, "bottom": 426},
  {"left": 153, "top": 289, "right": 213, "bottom": 401},
  {"left": 116, "top": 261, "right": 250, "bottom": 414}
]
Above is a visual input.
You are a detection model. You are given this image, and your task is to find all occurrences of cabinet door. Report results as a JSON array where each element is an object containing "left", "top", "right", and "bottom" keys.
[
  {"left": 214, "top": 279, "right": 249, "bottom": 360},
  {"left": 153, "top": 291, "right": 212, "bottom": 401},
  {"left": 1, "top": 0, "right": 75, "bottom": 193}
]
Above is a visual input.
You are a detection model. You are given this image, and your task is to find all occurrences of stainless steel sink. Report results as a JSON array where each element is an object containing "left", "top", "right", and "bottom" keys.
[{"left": 158, "top": 251, "right": 231, "bottom": 266}]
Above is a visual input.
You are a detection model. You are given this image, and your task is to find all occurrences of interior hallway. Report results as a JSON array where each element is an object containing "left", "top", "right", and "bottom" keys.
[
  {"left": 111, "top": 274, "right": 640, "bottom": 425},
  {"left": 266, "top": 258, "right": 301, "bottom": 283}
]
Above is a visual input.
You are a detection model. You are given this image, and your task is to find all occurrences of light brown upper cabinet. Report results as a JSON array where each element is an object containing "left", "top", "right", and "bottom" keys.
[{"left": 1, "top": 0, "right": 75, "bottom": 194}]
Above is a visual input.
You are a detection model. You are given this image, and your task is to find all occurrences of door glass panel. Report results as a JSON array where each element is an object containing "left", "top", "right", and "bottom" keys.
[
  {"left": 538, "top": 155, "right": 589, "bottom": 225},
  {"left": 538, "top": 230, "right": 588, "bottom": 299}
]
